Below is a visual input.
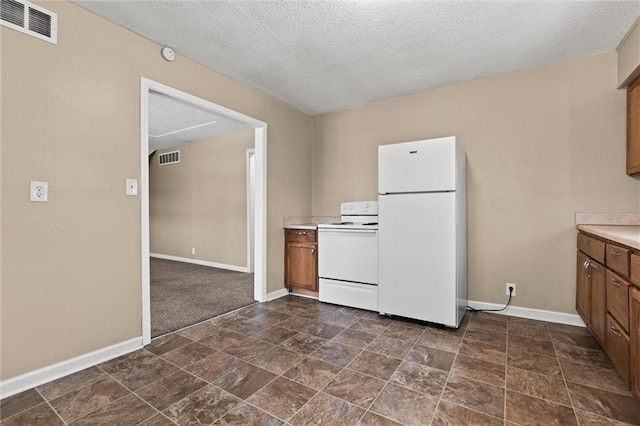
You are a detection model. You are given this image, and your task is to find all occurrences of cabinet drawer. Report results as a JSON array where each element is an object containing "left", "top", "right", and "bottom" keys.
[
  {"left": 286, "top": 229, "right": 317, "bottom": 242},
  {"left": 606, "top": 314, "right": 630, "bottom": 385},
  {"left": 631, "top": 253, "right": 640, "bottom": 286},
  {"left": 606, "top": 243, "right": 629, "bottom": 277},
  {"left": 577, "top": 233, "right": 605, "bottom": 264},
  {"left": 606, "top": 269, "right": 630, "bottom": 333}
]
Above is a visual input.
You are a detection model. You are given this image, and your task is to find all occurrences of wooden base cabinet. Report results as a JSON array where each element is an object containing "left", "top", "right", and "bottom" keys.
[
  {"left": 285, "top": 229, "right": 318, "bottom": 291},
  {"left": 631, "top": 287, "right": 640, "bottom": 399},
  {"left": 577, "top": 230, "right": 640, "bottom": 399},
  {"left": 576, "top": 249, "right": 607, "bottom": 347}
]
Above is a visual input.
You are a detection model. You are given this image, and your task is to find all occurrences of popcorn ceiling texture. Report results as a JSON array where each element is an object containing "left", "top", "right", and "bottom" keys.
[{"left": 74, "top": 1, "right": 639, "bottom": 115}]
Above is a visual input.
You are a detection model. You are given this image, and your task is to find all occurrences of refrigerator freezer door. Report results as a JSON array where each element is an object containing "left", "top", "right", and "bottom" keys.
[
  {"left": 378, "top": 192, "right": 458, "bottom": 326},
  {"left": 378, "top": 137, "right": 458, "bottom": 194}
]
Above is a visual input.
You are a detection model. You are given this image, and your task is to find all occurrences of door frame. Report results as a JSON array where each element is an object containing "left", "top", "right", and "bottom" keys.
[
  {"left": 246, "top": 149, "right": 255, "bottom": 273},
  {"left": 140, "top": 77, "right": 267, "bottom": 345}
]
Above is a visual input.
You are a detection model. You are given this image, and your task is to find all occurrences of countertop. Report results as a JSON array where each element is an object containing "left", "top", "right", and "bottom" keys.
[
  {"left": 577, "top": 225, "right": 640, "bottom": 251},
  {"left": 283, "top": 223, "right": 317, "bottom": 230},
  {"left": 282, "top": 216, "right": 340, "bottom": 230}
]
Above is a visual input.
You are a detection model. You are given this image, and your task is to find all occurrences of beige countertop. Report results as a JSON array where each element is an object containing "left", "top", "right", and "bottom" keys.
[
  {"left": 282, "top": 216, "right": 340, "bottom": 230},
  {"left": 283, "top": 223, "right": 317, "bottom": 230},
  {"left": 577, "top": 225, "right": 640, "bottom": 250}
]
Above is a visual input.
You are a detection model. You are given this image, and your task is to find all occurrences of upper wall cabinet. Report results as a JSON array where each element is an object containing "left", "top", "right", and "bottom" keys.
[{"left": 629, "top": 78, "right": 640, "bottom": 176}]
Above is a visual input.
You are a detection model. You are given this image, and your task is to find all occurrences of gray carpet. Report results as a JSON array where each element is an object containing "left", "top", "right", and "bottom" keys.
[{"left": 150, "top": 258, "right": 255, "bottom": 338}]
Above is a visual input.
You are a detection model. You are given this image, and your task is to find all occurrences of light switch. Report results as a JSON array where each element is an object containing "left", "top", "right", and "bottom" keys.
[
  {"left": 30, "top": 181, "right": 48, "bottom": 202},
  {"left": 126, "top": 178, "right": 138, "bottom": 196}
]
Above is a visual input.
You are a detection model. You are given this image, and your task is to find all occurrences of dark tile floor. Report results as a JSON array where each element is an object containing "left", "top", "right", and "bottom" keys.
[{"left": 2, "top": 295, "right": 640, "bottom": 425}]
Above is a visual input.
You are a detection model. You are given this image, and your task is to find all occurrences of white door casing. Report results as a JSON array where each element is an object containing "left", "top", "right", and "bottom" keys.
[{"left": 140, "top": 78, "right": 267, "bottom": 345}]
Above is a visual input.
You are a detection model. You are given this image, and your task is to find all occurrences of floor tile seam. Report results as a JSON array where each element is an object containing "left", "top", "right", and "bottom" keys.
[
  {"left": 507, "top": 386, "right": 578, "bottom": 410},
  {"left": 550, "top": 338, "right": 629, "bottom": 398},
  {"left": 41, "top": 393, "right": 70, "bottom": 426},
  {"left": 244, "top": 399, "right": 301, "bottom": 425},
  {"left": 552, "top": 339, "right": 584, "bottom": 425},
  {"left": 562, "top": 377, "right": 635, "bottom": 398},
  {"left": 366, "top": 381, "right": 401, "bottom": 423},
  {"left": 555, "top": 353, "right": 617, "bottom": 372},
  {"left": 95, "top": 361, "right": 170, "bottom": 404},
  {"left": 504, "top": 330, "right": 510, "bottom": 422},
  {"left": 433, "top": 399, "right": 506, "bottom": 425},
  {"left": 364, "top": 409, "right": 408, "bottom": 426},
  {"left": 458, "top": 335, "right": 506, "bottom": 352},
  {"left": 7, "top": 388, "right": 69, "bottom": 426},
  {"left": 71, "top": 389, "right": 157, "bottom": 425},
  {"left": 432, "top": 323, "right": 466, "bottom": 424},
  {"left": 133, "top": 367, "right": 211, "bottom": 411}
]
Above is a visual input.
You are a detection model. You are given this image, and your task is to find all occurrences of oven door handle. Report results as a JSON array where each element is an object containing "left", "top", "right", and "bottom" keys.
[{"left": 318, "top": 229, "right": 378, "bottom": 234}]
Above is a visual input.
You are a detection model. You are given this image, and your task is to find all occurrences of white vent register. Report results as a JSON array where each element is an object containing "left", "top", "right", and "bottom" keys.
[{"left": 0, "top": 0, "right": 57, "bottom": 44}]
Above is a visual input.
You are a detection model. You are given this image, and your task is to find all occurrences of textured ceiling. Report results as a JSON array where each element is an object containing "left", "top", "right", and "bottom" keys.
[
  {"left": 148, "top": 91, "right": 252, "bottom": 150},
  {"left": 75, "top": 1, "right": 640, "bottom": 115}
]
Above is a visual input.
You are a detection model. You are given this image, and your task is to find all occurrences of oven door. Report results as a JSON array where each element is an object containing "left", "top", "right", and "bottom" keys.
[{"left": 317, "top": 228, "right": 378, "bottom": 285}]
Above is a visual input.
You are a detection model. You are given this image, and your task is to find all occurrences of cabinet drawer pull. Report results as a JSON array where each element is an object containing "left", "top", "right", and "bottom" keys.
[
  {"left": 584, "top": 239, "right": 591, "bottom": 245},
  {"left": 296, "top": 231, "right": 307, "bottom": 235},
  {"left": 610, "top": 278, "right": 621, "bottom": 287},
  {"left": 609, "top": 326, "right": 622, "bottom": 338},
  {"left": 609, "top": 250, "right": 621, "bottom": 257}
]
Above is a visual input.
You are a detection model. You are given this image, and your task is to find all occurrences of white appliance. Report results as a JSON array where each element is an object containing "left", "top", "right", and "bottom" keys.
[
  {"left": 378, "top": 136, "right": 467, "bottom": 328},
  {"left": 318, "top": 201, "right": 379, "bottom": 311}
]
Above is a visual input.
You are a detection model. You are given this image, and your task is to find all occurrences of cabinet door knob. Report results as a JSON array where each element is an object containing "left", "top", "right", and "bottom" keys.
[
  {"left": 311, "top": 247, "right": 315, "bottom": 255},
  {"left": 610, "top": 278, "right": 621, "bottom": 287}
]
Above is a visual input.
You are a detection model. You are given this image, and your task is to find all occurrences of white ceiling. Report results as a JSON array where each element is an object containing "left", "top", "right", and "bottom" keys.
[
  {"left": 148, "top": 91, "right": 252, "bottom": 150},
  {"left": 75, "top": 1, "right": 640, "bottom": 116}
]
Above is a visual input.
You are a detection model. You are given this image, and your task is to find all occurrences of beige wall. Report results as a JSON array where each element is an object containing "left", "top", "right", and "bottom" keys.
[
  {"left": 149, "top": 131, "right": 254, "bottom": 267},
  {"left": 0, "top": 1, "right": 312, "bottom": 380},
  {"left": 313, "top": 52, "right": 640, "bottom": 315}
]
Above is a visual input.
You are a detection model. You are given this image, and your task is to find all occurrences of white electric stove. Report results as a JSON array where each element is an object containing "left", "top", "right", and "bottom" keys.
[{"left": 317, "top": 201, "right": 379, "bottom": 311}]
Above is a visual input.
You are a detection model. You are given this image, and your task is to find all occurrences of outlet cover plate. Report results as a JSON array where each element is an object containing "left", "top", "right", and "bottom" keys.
[{"left": 30, "top": 181, "right": 48, "bottom": 202}]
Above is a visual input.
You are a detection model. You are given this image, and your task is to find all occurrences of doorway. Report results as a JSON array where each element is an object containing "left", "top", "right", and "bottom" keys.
[{"left": 140, "top": 78, "right": 267, "bottom": 345}]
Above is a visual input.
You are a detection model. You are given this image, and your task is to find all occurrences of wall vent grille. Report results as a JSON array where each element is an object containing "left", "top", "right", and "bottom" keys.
[
  {"left": 159, "top": 151, "right": 180, "bottom": 166},
  {"left": 0, "top": 0, "right": 57, "bottom": 44}
]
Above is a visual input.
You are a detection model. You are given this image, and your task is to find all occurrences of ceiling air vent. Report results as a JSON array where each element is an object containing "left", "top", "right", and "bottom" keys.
[
  {"left": 0, "top": 0, "right": 57, "bottom": 44},
  {"left": 158, "top": 150, "right": 180, "bottom": 166}
]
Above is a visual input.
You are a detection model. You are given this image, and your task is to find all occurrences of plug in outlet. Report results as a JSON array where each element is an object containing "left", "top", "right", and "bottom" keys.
[
  {"left": 30, "top": 181, "right": 48, "bottom": 202},
  {"left": 506, "top": 283, "right": 516, "bottom": 297}
]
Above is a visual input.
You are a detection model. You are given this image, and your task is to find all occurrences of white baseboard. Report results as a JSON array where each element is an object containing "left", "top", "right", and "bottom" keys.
[
  {"left": 0, "top": 337, "right": 143, "bottom": 399},
  {"left": 290, "top": 292, "right": 319, "bottom": 300},
  {"left": 267, "top": 288, "right": 289, "bottom": 301},
  {"left": 150, "top": 253, "right": 250, "bottom": 273},
  {"left": 468, "top": 300, "right": 586, "bottom": 327}
]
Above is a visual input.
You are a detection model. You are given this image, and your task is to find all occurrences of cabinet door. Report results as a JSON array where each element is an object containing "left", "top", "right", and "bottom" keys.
[
  {"left": 628, "top": 77, "right": 640, "bottom": 175},
  {"left": 286, "top": 242, "right": 318, "bottom": 291},
  {"left": 630, "top": 287, "right": 640, "bottom": 399},
  {"left": 576, "top": 251, "right": 591, "bottom": 323},
  {"left": 607, "top": 314, "right": 630, "bottom": 386},
  {"left": 590, "top": 259, "right": 607, "bottom": 347}
]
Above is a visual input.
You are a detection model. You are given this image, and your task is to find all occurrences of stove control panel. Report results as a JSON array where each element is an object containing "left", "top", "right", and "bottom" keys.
[{"left": 340, "top": 201, "right": 378, "bottom": 215}]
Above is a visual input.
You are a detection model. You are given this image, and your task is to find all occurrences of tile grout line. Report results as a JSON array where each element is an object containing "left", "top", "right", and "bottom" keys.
[
  {"left": 430, "top": 311, "right": 469, "bottom": 425},
  {"left": 35, "top": 387, "right": 69, "bottom": 426}
]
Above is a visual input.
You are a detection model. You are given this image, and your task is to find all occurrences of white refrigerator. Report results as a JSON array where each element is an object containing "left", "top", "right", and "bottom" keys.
[{"left": 378, "top": 136, "right": 467, "bottom": 328}]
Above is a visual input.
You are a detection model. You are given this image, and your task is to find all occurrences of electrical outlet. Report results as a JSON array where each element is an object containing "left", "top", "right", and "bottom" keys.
[
  {"left": 192, "top": 247, "right": 196, "bottom": 255},
  {"left": 30, "top": 181, "right": 48, "bottom": 202},
  {"left": 506, "top": 283, "right": 516, "bottom": 296}
]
